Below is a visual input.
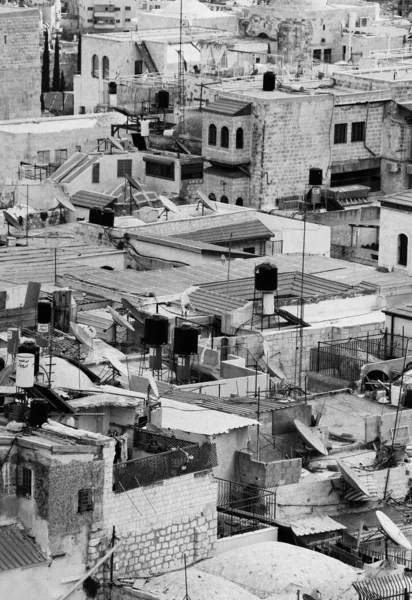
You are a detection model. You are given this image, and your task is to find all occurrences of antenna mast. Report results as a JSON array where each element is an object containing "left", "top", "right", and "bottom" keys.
[{"left": 178, "top": 0, "right": 185, "bottom": 133}]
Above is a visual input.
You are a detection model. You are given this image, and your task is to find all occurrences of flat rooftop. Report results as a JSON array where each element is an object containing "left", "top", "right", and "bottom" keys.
[
  {"left": 0, "top": 117, "right": 99, "bottom": 135},
  {"left": 85, "top": 27, "right": 226, "bottom": 44}
]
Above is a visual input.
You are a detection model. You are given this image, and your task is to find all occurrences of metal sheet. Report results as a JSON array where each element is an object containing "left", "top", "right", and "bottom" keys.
[
  {"left": 0, "top": 524, "right": 47, "bottom": 572},
  {"left": 294, "top": 419, "right": 328, "bottom": 456}
]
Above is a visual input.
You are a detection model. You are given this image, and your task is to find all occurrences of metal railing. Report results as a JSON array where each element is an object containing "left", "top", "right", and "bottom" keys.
[
  {"left": 354, "top": 574, "right": 412, "bottom": 600},
  {"left": 113, "top": 432, "right": 217, "bottom": 493},
  {"left": 215, "top": 477, "right": 277, "bottom": 537}
]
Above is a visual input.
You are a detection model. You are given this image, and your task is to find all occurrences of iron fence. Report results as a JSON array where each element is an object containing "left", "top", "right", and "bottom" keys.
[
  {"left": 354, "top": 574, "right": 412, "bottom": 600},
  {"left": 310, "top": 332, "right": 411, "bottom": 381},
  {"left": 215, "top": 478, "right": 277, "bottom": 537},
  {"left": 113, "top": 435, "right": 217, "bottom": 493}
]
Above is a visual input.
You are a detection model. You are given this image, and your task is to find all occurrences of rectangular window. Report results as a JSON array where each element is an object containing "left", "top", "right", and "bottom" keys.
[
  {"left": 78, "top": 488, "right": 95, "bottom": 513},
  {"left": 55, "top": 149, "right": 68, "bottom": 165},
  {"left": 88, "top": 19, "right": 93, "bottom": 22},
  {"left": 117, "top": 159, "right": 132, "bottom": 178},
  {"left": 323, "top": 49, "right": 332, "bottom": 63},
  {"left": 145, "top": 160, "right": 175, "bottom": 180},
  {"left": 351, "top": 121, "right": 366, "bottom": 142},
  {"left": 16, "top": 466, "right": 32, "bottom": 497},
  {"left": 181, "top": 162, "right": 203, "bottom": 180},
  {"left": 125, "top": 5, "right": 131, "bottom": 8},
  {"left": 76, "top": 145, "right": 82, "bottom": 152},
  {"left": 334, "top": 123, "right": 347, "bottom": 144},
  {"left": 116, "top": 19, "right": 120, "bottom": 22},
  {"left": 37, "top": 150, "right": 50, "bottom": 165},
  {"left": 135, "top": 60, "right": 143, "bottom": 75},
  {"left": 313, "top": 49, "right": 321, "bottom": 61},
  {"left": 92, "top": 162, "right": 100, "bottom": 184},
  {"left": 125, "top": 18, "right": 131, "bottom": 21},
  {"left": 342, "top": 45, "right": 346, "bottom": 61},
  {"left": 243, "top": 247, "right": 256, "bottom": 254}
]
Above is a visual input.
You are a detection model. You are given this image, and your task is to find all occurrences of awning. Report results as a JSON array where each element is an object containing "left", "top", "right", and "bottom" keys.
[
  {"left": 142, "top": 155, "right": 174, "bottom": 166},
  {"left": 398, "top": 102, "right": 412, "bottom": 112},
  {"left": 288, "top": 515, "right": 347, "bottom": 537}
]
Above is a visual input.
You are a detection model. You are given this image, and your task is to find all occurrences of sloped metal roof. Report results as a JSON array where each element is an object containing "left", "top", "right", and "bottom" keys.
[
  {"left": 188, "top": 287, "right": 246, "bottom": 316},
  {"left": 174, "top": 219, "right": 273, "bottom": 245},
  {"left": 0, "top": 524, "right": 47, "bottom": 572},
  {"left": 71, "top": 190, "right": 116, "bottom": 209},
  {"left": 288, "top": 515, "right": 346, "bottom": 537},
  {"left": 202, "top": 98, "right": 252, "bottom": 117}
]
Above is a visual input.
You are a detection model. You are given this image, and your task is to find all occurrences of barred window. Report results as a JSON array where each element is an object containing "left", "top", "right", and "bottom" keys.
[
  {"left": 399, "top": 234, "right": 408, "bottom": 266},
  {"left": 55, "top": 149, "right": 67, "bottom": 165},
  {"left": 334, "top": 123, "right": 347, "bottom": 144},
  {"left": 236, "top": 127, "right": 244, "bottom": 149},
  {"left": 16, "top": 466, "right": 32, "bottom": 497},
  {"left": 145, "top": 160, "right": 174, "bottom": 180},
  {"left": 208, "top": 124, "right": 217, "bottom": 146},
  {"left": 92, "top": 162, "right": 100, "bottom": 184},
  {"left": 351, "top": 121, "right": 365, "bottom": 142},
  {"left": 117, "top": 159, "right": 132, "bottom": 178},
  {"left": 220, "top": 126, "right": 229, "bottom": 149},
  {"left": 78, "top": 488, "right": 95, "bottom": 513}
]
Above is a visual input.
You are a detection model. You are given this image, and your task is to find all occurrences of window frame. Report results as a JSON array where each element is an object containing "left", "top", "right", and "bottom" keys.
[
  {"left": 313, "top": 49, "right": 321, "bottom": 61},
  {"left": 55, "top": 149, "right": 68, "bottom": 165},
  {"left": 117, "top": 159, "right": 132, "bottom": 178},
  {"left": 334, "top": 123, "right": 348, "bottom": 144},
  {"left": 220, "top": 126, "right": 229, "bottom": 149},
  {"left": 78, "top": 488, "right": 95, "bottom": 513},
  {"left": 236, "top": 127, "right": 244, "bottom": 150},
  {"left": 37, "top": 150, "right": 50, "bottom": 165},
  {"left": 208, "top": 124, "right": 217, "bottom": 146},
  {"left": 398, "top": 233, "right": 408, "bottom": 267},
  {"left": 92, "top": 54, "right": 99, "bottom": 78},
  {"left": 181, "top": 162, "right": 203, "bottom": 181},
  {"left": 351, "top": 121, "right": 366, "bottom": 143},
  {"left": 102, "top": 56, "right": 110, "bottom": 80},
  {"left": 92, "top": 162, "right": 100, "bottom": 184},
  {"left": 16, "top": 466, "right": 32, "bottom": 497},
  {"left": 220, "top": 195, "right": 229, "bottom": 204},
  {"left": 145, "top": 159, "right": 175, "bottom": 180},
  {"left": 323, "top": 49, "right": 332, "bottom": 63}
]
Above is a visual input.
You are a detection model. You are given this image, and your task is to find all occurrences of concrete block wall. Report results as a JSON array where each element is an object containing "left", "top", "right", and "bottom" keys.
[
  {"left": 238, "top": 451, "right": 302, "bottom": 488},
  {"left": 0, "top": 9, "right": 41, "bottom": 120}
]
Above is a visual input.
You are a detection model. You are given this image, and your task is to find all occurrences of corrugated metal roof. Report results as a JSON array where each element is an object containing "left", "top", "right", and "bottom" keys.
[
  {"left": 50, "top": 152, "right": 88, "bottom": 183},
  {"left": 71, "top": 190, "right": 116, "bottom": 209},
  {"left": 174, "top": 220, "right": 272, "bottom": 245},
  {"left": 0, "top": 524, "right": 47, "bottom": 572},
  {"left": 331, "top": 506, "right": 403, "bottom": 531},
  {"left": 383, "top": 304, "right": 412, "bottom": 320},
  {"left": 288, "top": 515, "right": 346, "bottom": 537},
  {"left": 202, "top": 98, "right": 252, "bottom": 117},
  {"left": 154, "top": 397, "right": 259, "bottom": 435},
  {"left": 188, "top": 287, "right": 246, "bottom": 316},
  {"left": 69, "top": 393, "right": 143, "bottom": 410}
]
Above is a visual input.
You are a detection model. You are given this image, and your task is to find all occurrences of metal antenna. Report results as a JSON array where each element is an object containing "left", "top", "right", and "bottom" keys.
[{"left": 182, "top": 554, "right": 192, "bottom": 600}]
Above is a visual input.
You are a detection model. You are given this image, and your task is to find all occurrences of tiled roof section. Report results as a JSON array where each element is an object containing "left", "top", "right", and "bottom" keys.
[
  {"left": 188, "top": 287, "right": 246, "bottom": 316},
  {"left": 288, "top": 515, "right": 346, "bottom": 537},
  {"left": 202, "top": 98, "right": 252, "bottom": 117},
  {"left": 174, "top": 220, "right": 273, "bottom": 245},
  {"left": 0, "top": 524, "right": 47, "bottom": 572},
  {"left": 155, "top": 398, "right": 258, "bottom": 435},
  {"left": 71, "top": 190, "right": 116, "bottom": 209}
]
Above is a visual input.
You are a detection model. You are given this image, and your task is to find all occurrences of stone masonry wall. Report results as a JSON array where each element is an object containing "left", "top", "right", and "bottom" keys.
[{"left": 0, "top": 9, "right": 41, "bottom": 120}]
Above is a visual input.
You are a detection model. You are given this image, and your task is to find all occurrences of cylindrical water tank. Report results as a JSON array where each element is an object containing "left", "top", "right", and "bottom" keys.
[
  {"left": 38, "top": 301, "right": 52, "bottom": 324},
  {"left": 18, "top": 341, "right": 40, "bottom": 375},
  {"left": 89, "top": 207, "right": 102, "bottom": 225},
  {"left": 262, "top": 294, "right": 275, "bottom": 316},
  {"left": 255, "top": 263, "right": 278, "bottom": 292},
  {"left": 263, "top": 71, "right": 276, "bottom": 92},
  {"left": 173, "top": 324, "right": 198, "bottom": 356},
  {"left": 29, "top": 398, "right": 49, "bottom": 428},
  {"left": 149, "top": 346, "right": 162, "bottom": 371},
  {"left": 144, "top": 315, "right": 169, "bottom": 347},
  {"left": 158, "top": 90, "right": 170, "bottom": 109},
  {"left": 7, "top": 328, "right": 20, "bottom": 354},
  {"left": 16, "top": 353, "right": 35, "bottom": 388},
  {"left": 176, "top": 355, "right": 190, "bottom": 381},
  {"left": 101, "top": 208, "right": 115, "bottom": 228},
  {"left": 140, "top": 120, "right": 150, "bottom": 136}
]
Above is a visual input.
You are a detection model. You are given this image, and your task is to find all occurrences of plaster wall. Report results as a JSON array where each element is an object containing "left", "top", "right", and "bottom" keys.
[{"left": 379, "top": 205, "right": 412, "bottom": 274}]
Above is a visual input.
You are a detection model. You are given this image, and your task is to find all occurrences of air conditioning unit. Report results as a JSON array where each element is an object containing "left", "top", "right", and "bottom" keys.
[
  {"left": 407, "top": 164, "right": 412, "bottom": 175},
  {"left": 386, "top": 162, "right": 398, "bottom": 173}
]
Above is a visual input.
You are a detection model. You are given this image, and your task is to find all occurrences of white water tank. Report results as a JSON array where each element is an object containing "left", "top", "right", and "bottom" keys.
[
  {"left": 349, "top": 12, "right": 356, "bottom": 29},
  {"left": 16, "top": 353, "right": 35, "bottom": 388}
]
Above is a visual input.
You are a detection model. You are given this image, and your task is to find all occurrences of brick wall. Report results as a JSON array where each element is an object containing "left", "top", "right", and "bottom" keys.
[{"left": 0, "top": 8, "right": 41, "bottom": 120}]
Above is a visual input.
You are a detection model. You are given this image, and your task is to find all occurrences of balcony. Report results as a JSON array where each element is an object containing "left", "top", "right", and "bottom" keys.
[{"left": 113, "top": 430, "right": 217, "bottom": 492}]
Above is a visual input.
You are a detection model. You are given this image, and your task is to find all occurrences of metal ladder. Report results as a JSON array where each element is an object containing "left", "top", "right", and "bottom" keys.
[{"left": 136, "top": 42, "right": 158, "bottom": 74}]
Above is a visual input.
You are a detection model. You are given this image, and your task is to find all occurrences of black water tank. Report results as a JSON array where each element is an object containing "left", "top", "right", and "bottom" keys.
[
  {"left": 263, "top": 71, "right": 276, "bottom": 92},
  {"left": 158, "top": 90, "right": 169, "bottom": 109},
  {"left": 309, "top": 167, "right": 323, "bottom": 186},
  {"left": 38, "top": 301, "right": 52, "bottom": 325},
  {"left": 101, "top": 208, "right": 115, "bottom": 228},
  {"left": 173, "top": 324, "right": 198, "bottom": 356},
  {"left": 89, "top": 207, "right": 102, "bottom": 225},
  {"left": 144, "top": 315, "right": 169, "bottom": 346},
  {"left": 29, "top": 399, "right": 49, "bottom": 428},
  {"left": 255, "top": 263, "right": 278, "bottom": 292},
  {"left": 18, "top": 341, "right": 40, "bottom": 376}
]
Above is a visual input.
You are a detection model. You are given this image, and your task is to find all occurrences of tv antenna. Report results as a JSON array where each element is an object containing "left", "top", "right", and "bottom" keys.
[{"left": 182, "top": 554, "right": 192, "bottom": 600}]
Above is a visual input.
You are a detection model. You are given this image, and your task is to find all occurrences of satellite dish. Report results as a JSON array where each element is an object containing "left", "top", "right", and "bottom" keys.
[
  {"left": 147, "top": 371, "right": 160, "bottom": 399},
  {"left": 197, "top": 190, "right": 218, "bottom": 213},
  {"left": 103, "top": 356, "right": 128, "bottom": 376},
  {"left": 294, "top": 419, "right": 328, "bottom": 456},
  {"left": 125, "top": 173, "right": 144, "bottom": 191},
  {"left": 4, "top": 210, "right": 22, "bottom": 230},
  {"left": 376, "top": 511, "right": 412, "bottom": 551},
  {"left": 70, "top": 321, "right": 94, "bottom": 349},
  {"left": 121, "top": 298, "right": 148, "bottom": 324},
  {"left": 108, "top": 306, "right": 135, "bottom": 331},
  {"left": 55, "top": 194, "right": 76, "bottom": 213},
  {"left": 336, "top": 459, "right": 370, "bottom": 498},
  {"left": 159, "top": 195, "right": 180, "bottom": 214},
  {"left": 108, "top": 135, "right": 124, "bottom": 151}
]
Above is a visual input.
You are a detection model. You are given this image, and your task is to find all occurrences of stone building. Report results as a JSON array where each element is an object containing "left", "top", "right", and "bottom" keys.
[
  {"left": 0, "top": 7, "right": 41, "bottom": 121},
  {"left": 378, "top": 189, "right": 412, "bottom": 276}
]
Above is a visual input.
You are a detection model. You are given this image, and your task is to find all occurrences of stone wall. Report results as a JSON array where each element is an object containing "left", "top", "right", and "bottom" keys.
[
  {"left": 379, "top": 204, "right": 412, "bottom": 274},
  {"left": 0, "top": 8, "right": 41, "bottom": 120},
  {"left": 238, "top": 451, "right": 302, "bottom": 488}
]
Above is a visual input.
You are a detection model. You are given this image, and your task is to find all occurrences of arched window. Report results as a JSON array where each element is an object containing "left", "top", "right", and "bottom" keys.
[
  {"left": 208, "top": 193, "right": 216, "bottom": 201},
  {"left": 102, "top": 56, "right": 110, "bottom": 79},
  {"left": 208, "top": 124, "right": 217, "bottom": 146},
  {"left": 220, "top": 126, "right": 229, "bottom": 148},
  {"left": 235, "top": 197, "right": 243, "bottom": 206},
  {"left": 236, "top": 128, "right": 244, "bottom": 149},
  {"left": 220, "top": 195, "right": 229, "bottom": 204},
  {"left": 92, "top": 54, "right": 99, "bottom": 78},
  {"left": 399, "top": 234, "right": 408, "bottom": 266}
]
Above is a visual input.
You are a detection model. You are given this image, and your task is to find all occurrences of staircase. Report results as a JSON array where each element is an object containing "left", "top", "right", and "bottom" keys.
[{"left": 136, "top": 42, "right": 158, "bottom": 74}]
